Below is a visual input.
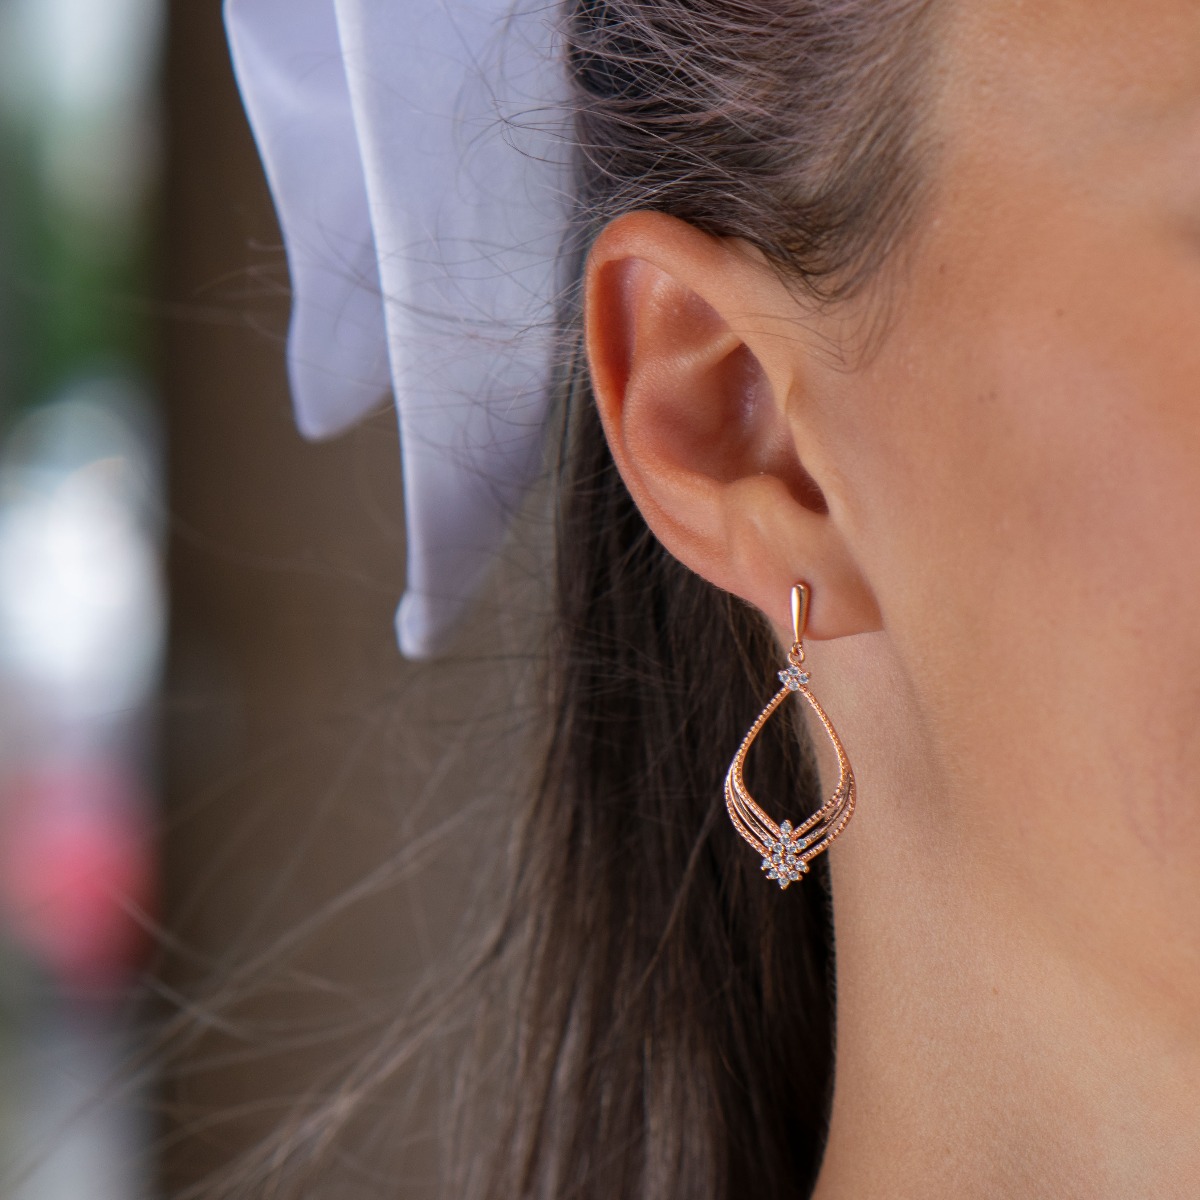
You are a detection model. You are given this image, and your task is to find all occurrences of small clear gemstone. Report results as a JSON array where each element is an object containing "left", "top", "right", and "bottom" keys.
[
  {"left": 778, "top": 665, "right": 808, "bottom": 691},
  {"left": 788, "top": 868, "right": 800, "bottom": 881},
  {"left": 761, "top": 857, "right": 771, "bottom": 871},
  {"left": 780, "top": 821, "right": 793, "bottom": 836}
]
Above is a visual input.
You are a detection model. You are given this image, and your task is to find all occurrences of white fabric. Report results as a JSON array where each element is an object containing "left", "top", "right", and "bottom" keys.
[{"left": 224, "top": 0, "right": 572, "bottom": 657}]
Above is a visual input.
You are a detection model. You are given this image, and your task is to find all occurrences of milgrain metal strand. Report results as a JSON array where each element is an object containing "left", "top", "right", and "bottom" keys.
[{"left": 724, "top": 669, "right": 857, "bottom": 890}]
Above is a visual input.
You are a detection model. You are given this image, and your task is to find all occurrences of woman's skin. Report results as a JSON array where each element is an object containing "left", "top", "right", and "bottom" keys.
[{"left": 584, "top": 1, "right": 1200, "bottom": 1196}]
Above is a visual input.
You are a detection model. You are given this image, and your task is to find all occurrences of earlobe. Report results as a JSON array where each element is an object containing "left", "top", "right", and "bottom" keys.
[{"left": 583, "top": 210, "right": 882, "bottom": 641}]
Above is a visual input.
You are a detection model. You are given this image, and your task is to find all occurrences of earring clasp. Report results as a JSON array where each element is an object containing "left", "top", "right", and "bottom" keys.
[{"left": 790, "top": 581, "right": 810, "bottom": 657}]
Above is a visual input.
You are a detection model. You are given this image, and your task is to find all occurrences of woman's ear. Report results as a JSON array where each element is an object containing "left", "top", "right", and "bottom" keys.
[{"left": 583, "top": 209, "right": 882, "bottom": 641}]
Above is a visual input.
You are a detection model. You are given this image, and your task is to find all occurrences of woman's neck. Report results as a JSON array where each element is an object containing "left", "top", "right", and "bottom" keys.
[{"left": 803, "top": 633, "right": 1200, "bottom": 1200}]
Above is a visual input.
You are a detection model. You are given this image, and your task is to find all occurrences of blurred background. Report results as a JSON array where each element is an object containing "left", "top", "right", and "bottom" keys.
[{"left": 0, "top": 3, "right": 521, "bottom": 1196}]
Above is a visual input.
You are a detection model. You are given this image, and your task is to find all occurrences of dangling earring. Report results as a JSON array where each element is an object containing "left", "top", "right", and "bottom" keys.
[{"left": 724, "top": 581, "right": 856, "bottom": 889}]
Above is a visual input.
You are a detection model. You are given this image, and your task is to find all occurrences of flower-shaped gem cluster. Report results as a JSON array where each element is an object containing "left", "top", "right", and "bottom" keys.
[
  {"left": 762, "top": 820, "right": 811, "bottom": 889},
  {"left": 778, "top": 663, "right": 810, "bottom": 691}
]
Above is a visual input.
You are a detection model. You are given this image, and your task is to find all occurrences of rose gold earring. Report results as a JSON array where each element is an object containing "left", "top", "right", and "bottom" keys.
[{"left": 724, "top": 581, "right": 856, "bottom": 889}]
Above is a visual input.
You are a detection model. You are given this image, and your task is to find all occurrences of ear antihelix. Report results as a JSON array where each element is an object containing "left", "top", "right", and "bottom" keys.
[{"left": 724, "top": 581, "right": 857, "bottom": 889}]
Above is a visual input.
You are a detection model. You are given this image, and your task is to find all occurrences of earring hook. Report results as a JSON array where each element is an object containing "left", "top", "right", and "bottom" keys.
[{"left": 790, "top": 581, "right": 810, "bottom": 651}]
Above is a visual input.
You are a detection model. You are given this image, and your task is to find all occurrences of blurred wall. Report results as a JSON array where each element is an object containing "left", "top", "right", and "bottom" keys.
[{"left": 158, "top": 5, "right": 519, "bottom": 1196}]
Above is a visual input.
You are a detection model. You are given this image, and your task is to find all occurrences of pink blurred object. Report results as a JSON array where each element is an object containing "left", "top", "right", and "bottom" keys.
[{"left": 0, "top": 761, "right": 156, "bottom": 993}]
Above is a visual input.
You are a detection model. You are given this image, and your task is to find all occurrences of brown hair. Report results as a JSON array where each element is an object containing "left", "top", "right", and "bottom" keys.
[{"left": 465, "top": 2, "right": 940, "bottom": 1197}]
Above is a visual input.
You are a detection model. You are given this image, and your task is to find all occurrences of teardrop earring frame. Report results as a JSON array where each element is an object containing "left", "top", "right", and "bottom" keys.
[{"left": 724, "top": 582, "right": 856, "bottom": 889}]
